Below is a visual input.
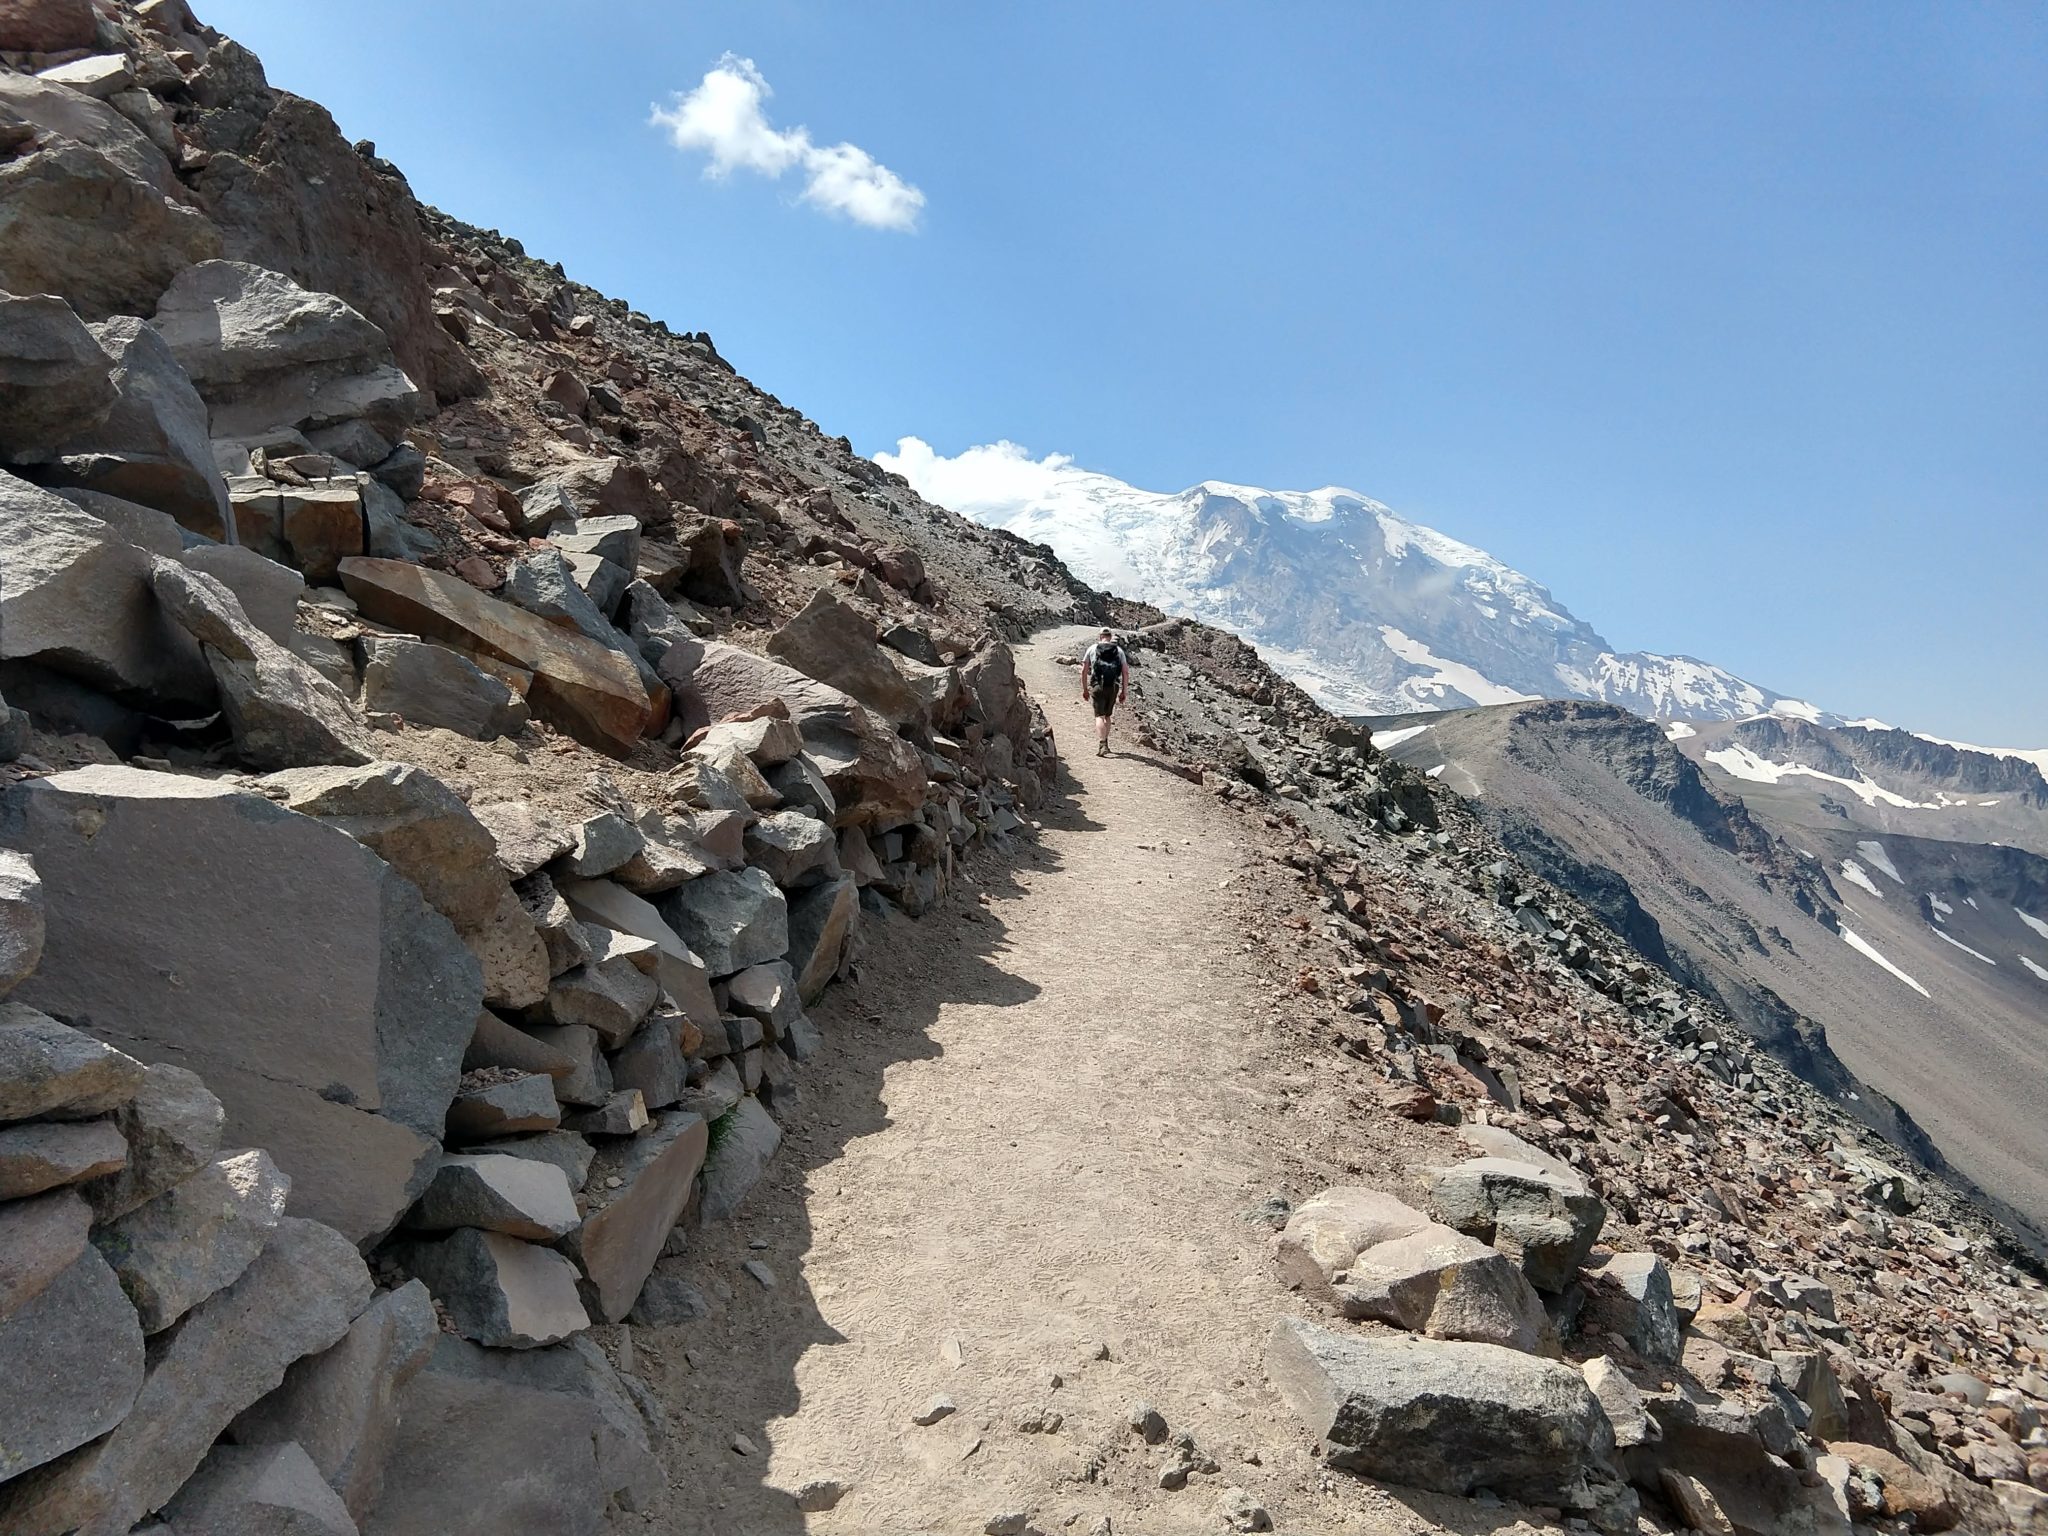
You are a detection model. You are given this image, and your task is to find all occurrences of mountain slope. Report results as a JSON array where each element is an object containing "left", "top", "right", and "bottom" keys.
[
  {"left": 1674, "top": 715, "right": 2048, "bottom": 859},
  {"left": 1379, "top": 701, "right": 2048, "bottom": 1237},
  {"left": 878, "top": 444, "right": 1815, "bottom": 721}
]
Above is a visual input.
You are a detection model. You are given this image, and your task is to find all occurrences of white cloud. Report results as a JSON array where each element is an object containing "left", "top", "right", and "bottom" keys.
[
  {"left": 650, "top": 55, "right": 925, "bottom": 232},
  {"left": 874, "top": 436, "right": 1082, "bottom": 517}
]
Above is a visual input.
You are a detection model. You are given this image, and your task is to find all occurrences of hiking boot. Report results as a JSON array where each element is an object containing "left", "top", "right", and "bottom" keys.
[{"left": 1097, "top": 742, "right": 1109, "bottom": 757}]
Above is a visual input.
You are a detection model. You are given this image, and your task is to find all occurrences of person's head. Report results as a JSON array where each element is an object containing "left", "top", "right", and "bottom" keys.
[{"left": 1099, "top": 628, "right": 1114, "bottom": 642}]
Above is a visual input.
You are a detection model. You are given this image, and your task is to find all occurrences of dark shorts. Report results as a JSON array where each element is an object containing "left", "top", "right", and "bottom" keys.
[{"left": 1090, "top": 679, "right": 1119, "bottom": 718}]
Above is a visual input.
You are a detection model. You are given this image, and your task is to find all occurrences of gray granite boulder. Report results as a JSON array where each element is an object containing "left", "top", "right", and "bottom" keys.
[{"left": 1, "top": 767, "right": 481, "bottom": 1244}]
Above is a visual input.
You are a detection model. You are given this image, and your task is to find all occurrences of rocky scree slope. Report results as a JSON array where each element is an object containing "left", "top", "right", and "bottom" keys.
[
  {"left": 0, "top": 3, "right": 1086, "bottom": 1532},
  {"left": 1676, "top": 715, "right": 2048, "bottom": 862},
  {"left": 1095, "top": 615, "right": 2048, "bottom": 1533},
  {"left": 1374, "top": 702, "right": 2048, "bottom": 1247}
]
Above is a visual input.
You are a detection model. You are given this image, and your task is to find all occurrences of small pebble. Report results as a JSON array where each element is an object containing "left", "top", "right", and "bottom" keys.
[
  {"left": 1127, "top": 1400, "right": 1168, "bottom": 1444},
  {"left": 731, "top": 1433, "right": 757, "bottom": 1456},
  {"left": 912, "top": 1394, "right": 956, "bottom": 1426},
  {"left": 794, "top": 1477, "right": 846, "bottom": 1512},
  {"left": 984, "top": 1513, "right": 1029, "bottom": 1536},
  {"left": 742, "top": 1259, "right": 776, "bottom": 1288}
]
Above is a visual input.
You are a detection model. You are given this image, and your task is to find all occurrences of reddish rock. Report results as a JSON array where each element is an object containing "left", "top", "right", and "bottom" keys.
[{"left": 339, "top": 556, "right": 652, "bottom": 755}]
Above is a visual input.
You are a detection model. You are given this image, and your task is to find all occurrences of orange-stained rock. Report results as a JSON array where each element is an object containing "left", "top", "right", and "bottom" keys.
[{"left": 338, "top": 556, "right": 653, "bottom": 754}]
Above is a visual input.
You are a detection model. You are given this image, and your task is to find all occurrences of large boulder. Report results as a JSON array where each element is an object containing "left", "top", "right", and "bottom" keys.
[
  {"left": 670, "top": 513, "right": 747, "bottom": 607},
  {"left": 0, "top": 1188, "right": 91, "bottom": 1324},
  {"left": 228, "top": 1279, "right": 438, "bottom": 1522},
  {"left": 0, "top": 1217, "right": 372, "bottom": 1536},
  {"left": 0, "top": 847, "right": 45, "bottom": 998},
  {"left": 566, "top": 1110, "right": 709, "bottom": 1323},
  {"left": 150, "top": 261, "right": 425, "bottom": 439},
  {"left": 785, "top": 872, "right": 857, "bottom": 1003},
  {"left": 1273, "top": 1187, "right": 1551, "bottom": 1352},
  {"left": 36, "top": 316, "right": 231, "bottom": 532},
  {"left": 1273, "top": 1186, "right": 1430, "bottom": 1296},
  {"left": 501, "top": 546, "right": 667, "bottom": 711},
  {"left": 743, "top": 809, "right": 841, "bottom": 889},
  {"left": 356, "top": 635, "right": 529, "bottom": 741},
  {"left": 1581, "top": 1251, "right": 1682, "bottom": 1365},
  {"left": 1265, "top": 1318, "right": 1622, "bottom": 1513},
  {"left": 339, "top": 557, "right": 652, "bottom": 755},
  {"left": 0, "top": 1244, "right": 145, "bottom": 1485},
  {"left": 158, "top": 1440, "right": 358, "bottom": 1536},
  {"left": 0, "top": 0, "right": 96, "bottom": 51},
  {"left": 1, "top": 767, "right": 482, "bottom": 1244},
  {"left": 0, "top": 1000, "right": 146, "bottom": 1119},
  {"left": 393, "top": 1227, "right": 588, "bottom": 1350},
  {"left": 0, "top": 1117, "right": 128, "bottom": 1197},
  {"left": 1430, "top": 1155, "right": 1606, "bottom": 1293},
  {"left": 555, "top": 877, "right": 718, "bottom": 1030},
  {"left": 151, "top": 559, "right": 375, "bottom": 769},
  {"left": 262, "top": 762, "right": 548, "bottom": 1011},
  {"left": 660, "top": 639, "right": 924, "bottom": 827},
  {"left": 0, "top": 472, "right": 213, "bottom": 709},
  {"left": 79, "top": 1062, "right": 223, "bottom": 1222},
  {"left": 699, "top": 1092, "right": 782, "bottom": 1222},
  {"left": 362, "top": 1334, "right": 662, "bottom": 1536},
  {"left": 0, "top": 291, "right": 115, "bottom": 460},
  {"left": 405, "top": 1153, "right": 579, "bottom": 1242},
  {"left": 90, "top": 1147, "right": 290, "bottom": 1333},
  {"left": 961, "top": 642, "right": 1031, "bottom": 742},
  {"left": 660, "top": 867, "right": 788, "bottom": 979},
  {"left": 0, "top": 139, "right": 223, "bottom": 321},
  {"left": 766, "top": 590, "right": 922, "bottom": 724}
]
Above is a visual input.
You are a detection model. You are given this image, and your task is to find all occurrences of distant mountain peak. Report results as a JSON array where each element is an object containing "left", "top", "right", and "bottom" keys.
[{"left": 882, "top": 440, "right": 1812, "bottom": 723}]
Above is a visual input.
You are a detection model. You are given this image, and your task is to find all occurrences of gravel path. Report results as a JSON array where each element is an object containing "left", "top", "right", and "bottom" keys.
[{"left": 642, "top": 629, "right": 1506, "bottom": 1535}]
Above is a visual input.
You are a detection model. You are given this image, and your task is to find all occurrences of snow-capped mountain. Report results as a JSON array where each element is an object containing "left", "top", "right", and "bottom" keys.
[{"left": 876, "top": 438, "right": 1814, "bottom": 721}]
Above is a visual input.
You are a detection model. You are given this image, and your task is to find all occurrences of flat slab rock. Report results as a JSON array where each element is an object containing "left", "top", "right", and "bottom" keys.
[
  {"left": 362, "top": 1334, "right": 661, "bottom": 1536},
  {"left": 0, "top": 1243, "right": 144, "bottom": 1486},
  {"left": 90, "top": 1146, "right": 290, "bottom": 1333},
  {"left": 228, "top": 1279, "right": 439, "bottom": 1521},
  {"left": 0, "top": 1216, "right": 372, "bottom": 1536},
  {"left": 159, "top": 1440, "right": 357, "bottom": 1536},
  {"left": 394, "top": 1227, "right": 588, "bottom": 1349},
  {"left": 339, "top": 556, "right": 650, "bottom": 756},
  {"left": 567, "top": 1110, "right": 709, "bottom": 1323},
  {"left": 699, "top": 1093, "right": 782, "bottom": 1222},
  {"left": 0, "top": 766, "right": 481, "bottom": 1245}
]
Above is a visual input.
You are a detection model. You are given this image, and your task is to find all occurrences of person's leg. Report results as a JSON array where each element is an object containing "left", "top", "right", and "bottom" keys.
[{"left": 1097, "top": 709, "right": 1111, "bottom": 752}]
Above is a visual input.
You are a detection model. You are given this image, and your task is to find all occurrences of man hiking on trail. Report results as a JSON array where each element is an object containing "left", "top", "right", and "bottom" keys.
[{"left": 1080, "top": 628, "right": 1129, "bottom": 756}]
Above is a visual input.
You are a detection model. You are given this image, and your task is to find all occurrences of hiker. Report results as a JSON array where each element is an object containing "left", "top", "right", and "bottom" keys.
[{"left": 1079, "top": 628, "right": 1129, "bottom": 756}]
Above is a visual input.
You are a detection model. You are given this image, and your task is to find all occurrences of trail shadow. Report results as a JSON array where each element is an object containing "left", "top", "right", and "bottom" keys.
[
  {"left": 635, "top": 764, "right": 1106, "bottom": 1533},
  {"left": 1101, "top": 745, "right": 1203, "bottom": 788}
]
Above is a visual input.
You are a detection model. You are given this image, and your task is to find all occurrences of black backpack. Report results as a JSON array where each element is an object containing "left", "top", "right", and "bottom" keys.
[{"left": 1089, "top": 643, "right": 1124, "bottom": 690}]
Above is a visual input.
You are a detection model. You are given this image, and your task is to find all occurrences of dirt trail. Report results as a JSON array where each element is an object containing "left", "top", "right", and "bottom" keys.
[{"left": 643, "top": 630, "right": 1500, "bottom": 1535}]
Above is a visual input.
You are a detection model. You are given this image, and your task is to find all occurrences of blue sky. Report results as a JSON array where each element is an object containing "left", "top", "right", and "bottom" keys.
[{"left": 206, "top": 2, "right": 2045, "bottom": 742}]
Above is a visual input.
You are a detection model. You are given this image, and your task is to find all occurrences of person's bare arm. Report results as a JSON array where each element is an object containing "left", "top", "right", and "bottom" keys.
[{"left": 1119, "top": 655, "right": 1130, "bottom": 702}]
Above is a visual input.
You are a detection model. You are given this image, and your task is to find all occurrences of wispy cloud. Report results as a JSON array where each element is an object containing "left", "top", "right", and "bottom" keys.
[{"left": 650, "top": 55, "right": 925, "bottom": 232}]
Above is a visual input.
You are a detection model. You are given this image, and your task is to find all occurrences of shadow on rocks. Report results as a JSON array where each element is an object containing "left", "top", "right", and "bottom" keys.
[{"left": 629, "top": 776, "right": 1101, "bottom": 1533}]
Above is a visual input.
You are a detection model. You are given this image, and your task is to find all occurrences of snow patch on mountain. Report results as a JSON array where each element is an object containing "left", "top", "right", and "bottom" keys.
[
  {"left": 877, "top": 437, "right": 1812, "bottom": 721},
  {"left": 1840, "top": 925, "right": 1930, "bottom": 997}
]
